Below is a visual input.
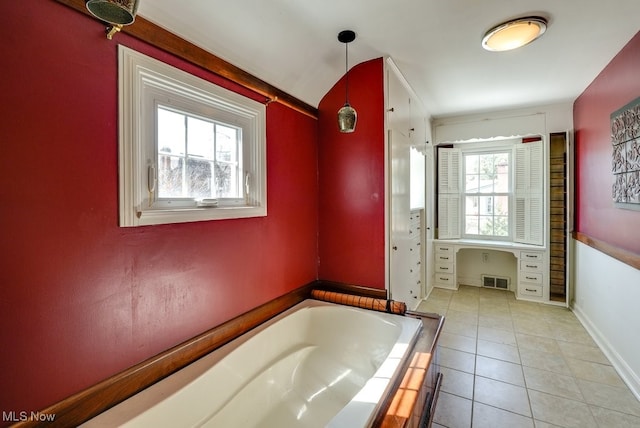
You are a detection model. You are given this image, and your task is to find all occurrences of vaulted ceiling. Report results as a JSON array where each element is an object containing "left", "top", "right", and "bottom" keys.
[{"left": 138, "top": 1, "right": 640, "bottom": 117}]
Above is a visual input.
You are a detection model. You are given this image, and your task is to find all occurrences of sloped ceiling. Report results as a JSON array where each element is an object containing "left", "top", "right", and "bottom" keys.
[{"left": 138, "top": 0, "right": 640, "bottom": 117}]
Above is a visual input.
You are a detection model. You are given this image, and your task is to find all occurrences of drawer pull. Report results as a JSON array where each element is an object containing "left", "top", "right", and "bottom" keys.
[
  {"left": 525, "top": 254, "right": 537, "bottom": 258},
  {"left": 439, "top": 256, "right": 450, "bottom": 261},
  {"left": 525, "top": 288, "right": 537, "bottom": 293},
  {"left": 439, "top": 277, "right": 449, "bottom": 281},
  {"left": 525, "top": 276, "right": 537, "bottom": 280},
  {"left": 438, "top": 247, "right": 448, "bottom": 251},
  {"left": 440, "top": 266, "right": 449, "bottom": 270},
  {"left": 525, "top": 264, "right": 537, "bottom": 268}
]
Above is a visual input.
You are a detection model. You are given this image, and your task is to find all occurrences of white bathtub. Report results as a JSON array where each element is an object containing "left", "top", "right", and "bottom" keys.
[{"left": 82, "top": 299, "right": 422, "bottom": 428}]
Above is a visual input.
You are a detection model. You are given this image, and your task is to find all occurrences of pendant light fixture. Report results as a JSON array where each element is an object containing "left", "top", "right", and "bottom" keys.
[
  {"left": 337, "top": 30, "right": 357, "bottom": 133},
  {"left": 482, "top": 16, "right": 547, "bottom": 52},
  {"left": 86, "top": 0, "right": 140, "bottom": 40}
]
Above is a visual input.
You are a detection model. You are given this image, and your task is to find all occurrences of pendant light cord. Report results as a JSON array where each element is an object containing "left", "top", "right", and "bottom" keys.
[{"left": 345, "top": 42, "right": 350, "bottom": 104}]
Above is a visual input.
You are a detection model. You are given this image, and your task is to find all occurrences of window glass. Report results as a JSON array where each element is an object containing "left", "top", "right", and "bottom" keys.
[
  {"left": 464, "top": 152, "right": 510, "bottom": 238},
  {"left": 157, "top": 107, "right": 242, "bottom": 201}
]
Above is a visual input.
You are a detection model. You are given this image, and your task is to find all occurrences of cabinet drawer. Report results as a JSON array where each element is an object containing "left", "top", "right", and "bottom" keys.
[
  {"left": 520, "top": 272, "right": 542, "bottom": 284},
  {"left": 519, "top": 284, "right": 543, "bottom": 297},
  {"left": 435, "top": 273, "right": 454, "bottom": 286},
  {"left": 435, "top": 245, "right": 453, "bottom": 255},
  {"left": 435, "top": 253, "right": 453, "bottom": 263},
  {"left": 435, "top": 262, "right": 453, "bottom": 274},
  {"left": 521, "top": 252, "right": 543, "bottom": 261},
  {"left": 520, "top": 260, "right": 543, "bottom": 272}
]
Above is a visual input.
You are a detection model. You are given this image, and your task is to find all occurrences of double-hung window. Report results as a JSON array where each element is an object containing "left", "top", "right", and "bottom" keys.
[
  {"left": 118, "top": 46, "right": 266, "bottom": 226},
  {"left": 463, "top": 152, "right": 510, "bottom": 239},
  {"left": 438, "top": 139, "right": 544, "bottom": 245}
]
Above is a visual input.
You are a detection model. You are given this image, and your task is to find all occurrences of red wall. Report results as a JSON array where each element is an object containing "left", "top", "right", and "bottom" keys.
[
  {"left": 574, "top": 31, "right": 640, "bottom": 255},
  {"left": 0, "top": 2, "right": 318, "bottom": 414},
  {"left": 317, "top": 59, "right": 386, "bottom": 288}
]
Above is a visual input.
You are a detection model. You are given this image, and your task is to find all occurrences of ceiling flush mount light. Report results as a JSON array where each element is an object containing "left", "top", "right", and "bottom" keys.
[
  {"left": 482, "top": 16, "right": 547, "bottom": 52},
  {"left": 86, "top": 0, "right": 140, "bottom": 40},
  {"left": 337, "top": 30, "right": 357, "bottom": 133}
]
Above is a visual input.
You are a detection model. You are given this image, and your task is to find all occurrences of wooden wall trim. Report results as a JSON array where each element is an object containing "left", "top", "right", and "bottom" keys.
[
  {"left": 54, "top": 0, "right": 318, "bottom": 119},
  {"left": 573, "top": 231, "right": 640, "bottom": 271}
]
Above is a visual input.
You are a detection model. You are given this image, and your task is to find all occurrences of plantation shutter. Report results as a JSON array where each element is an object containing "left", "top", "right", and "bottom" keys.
[
  {"left": 514, "top": 141, "right": 544, "bottom": 245},
  {"left": 438, "top": 148, "right": 461, "bottom": 239}
]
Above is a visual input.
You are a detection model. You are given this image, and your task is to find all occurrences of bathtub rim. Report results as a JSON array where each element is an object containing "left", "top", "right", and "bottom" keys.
[{"left": 81, "top": 298, "right": 423, "bottom": 427}]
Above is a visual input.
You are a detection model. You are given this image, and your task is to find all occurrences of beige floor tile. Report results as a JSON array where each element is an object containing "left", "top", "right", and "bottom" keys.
[
  {"left": 478, "top": 314, "right": 514, "bottom": 331},
  {"left": 440, "top": 366, "right": 474, "bottom": 399},
  {"left": 478, "top": 326, "right": 517, "bottom": 346},
  {"left": 519, "top": 348, "right": 572, "bottom": 375},
  {"left": 589, "top": 405, "right": 640, "bottom": 428},
  {"left": 553, "top": 327, "right": 596, "bottom": 346},
  {"left": 476, "top": 355, "right": 525, "bottom": 386},
  {"left": 557, "top": 341, "right": 609, "bottom": 365},
  {"left": 532, "top": 421, "right": 564, "bottom": 428},
  {"left": 523, "top": 366, "right": 584, "bottom": 401},
  {"left": 438, "top": 346, "right": 476, "bottom": 374},
  {"left": 479, "top": 307, "right": 512, "bottom": 319},
  {"left": 513, "top": 318, "right": 554, "bottom": 338},
  {"left": 429, "top": 288, "right": 454, "bottom": 299},
  {"left": 449, "top": 300, "right": 480, "bottom": 314},
  {"left": 417, "top": 300, "right": 448, "bottom": 315},
  {"left": 472, "top": 402, "right": 535, "bottom": 428},
  {"left": 565, "top": 357, "right": 626, "bottom": 387},
  {"left": 515, "top": 333, "right": 561, "bottom": 355},
  {"left": 476, "top": 339, "right": 520, "bottom": 364},
  {"left": 474, "top": 376, "right": 532, "bottom": 417},
  {"left": 577, "top": 379, "right": 640, "bottom": 417},
  {"left": 439, "top": 332, "right": 477, "bottom": 354},
  {"left": 446, "top": 309, "right": 479, "bottom": 326},
  {"left": 442, "top": 319, "right": 478, "bottom": 339},
  {"left": 432, "top": 391, "right": 472, "bottom": 428},
  {"left": 528, "top": 390, "right": 597, "bottom": 428}
]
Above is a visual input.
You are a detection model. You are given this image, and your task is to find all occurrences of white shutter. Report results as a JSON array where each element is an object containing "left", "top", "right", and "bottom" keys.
[
  {"left": 514, "top": 141, "right": 544, "bottom": 245},
  {"left": 438, "top": 194, "right": 460, "bottom": 239},
  {"left": 438, "top": 148, "right": 461, "bottom": 193},
  {"left": 528, "top": 194, "right": 543, "bottom": 245},
  {"left": 438, "top": 148, "right": 461, "bottom": 239},
  {"left": 514, "top": 196, "right": 526, "bottom": 242}
]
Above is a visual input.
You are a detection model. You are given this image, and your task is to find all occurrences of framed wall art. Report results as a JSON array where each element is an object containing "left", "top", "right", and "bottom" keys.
[{"left": 611, "top": 96, "right": 640, "bottom": 209}]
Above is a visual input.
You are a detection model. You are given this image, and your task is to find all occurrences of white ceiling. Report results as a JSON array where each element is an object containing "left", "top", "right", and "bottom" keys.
[{"left": 138, "top": 0, "right": 640, "bottom": 118}]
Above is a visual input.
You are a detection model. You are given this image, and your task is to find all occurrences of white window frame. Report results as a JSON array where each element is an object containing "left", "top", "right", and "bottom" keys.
[{"left": 118, "top": 45, "right": 266, "bottom": 227}]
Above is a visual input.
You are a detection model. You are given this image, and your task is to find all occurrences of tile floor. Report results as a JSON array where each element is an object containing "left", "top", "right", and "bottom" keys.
[{"left": 416, "top": 285, "right": 640, "bottom": 428}]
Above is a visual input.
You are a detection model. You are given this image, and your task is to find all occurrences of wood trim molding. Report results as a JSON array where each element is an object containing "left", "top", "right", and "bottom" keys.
[
  {"left": 573, "top": 231, "right": 640, "bottom": 270},
  {"left": 54, "top": 0, "right": 318, "bottom": 119}
]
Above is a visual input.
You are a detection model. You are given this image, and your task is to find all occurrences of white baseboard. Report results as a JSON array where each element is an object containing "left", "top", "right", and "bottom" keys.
[{"left": 572, "top": 303, "right": 640, "bottom": 401}]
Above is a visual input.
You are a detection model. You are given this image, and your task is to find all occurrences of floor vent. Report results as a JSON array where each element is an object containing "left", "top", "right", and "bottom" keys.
[{"left": 482, "top": 275, "right": 510, "bottom": 290}]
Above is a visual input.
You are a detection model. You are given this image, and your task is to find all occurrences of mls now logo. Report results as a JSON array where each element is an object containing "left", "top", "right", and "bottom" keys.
[{"left": 2, "top": 411, "right": 56, "bottom": 423}]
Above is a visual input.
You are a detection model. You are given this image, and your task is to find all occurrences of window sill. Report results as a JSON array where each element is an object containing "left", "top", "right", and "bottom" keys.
[{"left": 129, "top": 205, "right": 267, "bottom": 227}]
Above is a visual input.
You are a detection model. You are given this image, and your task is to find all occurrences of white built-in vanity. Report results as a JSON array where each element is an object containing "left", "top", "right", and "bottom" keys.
[{"left": 433, "top": 239, "right": 549, "bottom": 302}]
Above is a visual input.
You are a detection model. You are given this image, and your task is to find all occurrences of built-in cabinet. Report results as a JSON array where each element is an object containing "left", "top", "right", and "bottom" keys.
[
  {"left": 518, "top": 250, "right": 546, "bottom": 300},
  {"left": 433, "top": 240, "right": 550, "bottom": 302},
  {"left": 434, "top": 243, "right": 456, "bottom": 289},
  {"left": 386, "top": 58, "right": 429, "bottom": 309}
]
